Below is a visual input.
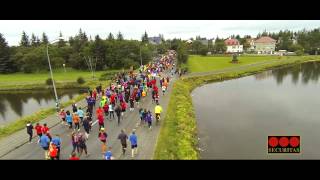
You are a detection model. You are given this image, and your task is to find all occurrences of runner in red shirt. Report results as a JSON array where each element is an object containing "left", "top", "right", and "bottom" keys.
[
  {"left": 42, "top": 124, "right": 49, "bottom": 134},
  {"left": 110, "top": 93, "right": 116, "bottom": 106},
  {"left": 121, "top": 101, "right": 127, "bottom": 120},
  {"left": 98, "top": 114, "right": 104, "bottom": 130},
  {"left": 96, "top": 107, "right": 104, "bottom": 117},
  {"left": 69, "top": 152, "right": 80, "bottom": 160},
  {"left": 35, "top": 123, "right": 42, "bottom": 143},
  {"left": 151, "top": 79, "right": 156, "bottom": 87},
  {"left": 153, "top": 85, "right": 158, "bottom": 96},
  {"left": 93, "top": 90, "right": 97, "bottom": 100},
  {"left": 42, "top": 123, "right": 51, "bottom": 141}
]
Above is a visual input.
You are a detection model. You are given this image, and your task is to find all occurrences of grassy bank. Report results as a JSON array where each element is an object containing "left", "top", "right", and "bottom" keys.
[{"left": 154, "top": 56, "right": 320, "bottom": 160}]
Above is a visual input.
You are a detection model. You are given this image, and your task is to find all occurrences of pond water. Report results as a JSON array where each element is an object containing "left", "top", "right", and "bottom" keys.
[
  {"left": 192, "top": 61, "right": 320, "bottom": 159},
  {"left": 0, "top": 89, "right": 83, "bottom": 126}
]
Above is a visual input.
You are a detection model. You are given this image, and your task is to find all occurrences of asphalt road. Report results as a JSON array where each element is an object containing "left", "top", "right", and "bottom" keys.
[{"left": 2, "top": 69, "right": 176, "bottom": 160}]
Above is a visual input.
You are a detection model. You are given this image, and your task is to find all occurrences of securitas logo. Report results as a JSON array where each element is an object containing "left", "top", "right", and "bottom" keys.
[{"left": 268, "top": 136, "right": 300, "bottom": 153}]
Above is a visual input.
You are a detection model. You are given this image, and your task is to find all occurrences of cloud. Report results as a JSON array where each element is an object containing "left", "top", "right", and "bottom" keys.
[{"left": 1, "top": 20, "right": 320, "bottom": 46}]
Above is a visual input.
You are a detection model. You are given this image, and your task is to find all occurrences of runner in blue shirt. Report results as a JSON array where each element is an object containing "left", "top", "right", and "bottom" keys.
[
  {"left": 129, "top": 129, "right": 138, "bottom": 158},
  {"left": 105, "top": 147, "right": 113, "bottom": 160},
  {"left": 39, "top": 133, "right": 50, "bottom": 159},
  {"left": 77, "top": 107, "right": 84, "bottom": 124}
]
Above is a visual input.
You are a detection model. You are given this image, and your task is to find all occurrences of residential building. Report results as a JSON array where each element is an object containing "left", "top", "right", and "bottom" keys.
[
  {"left": 148, "top": 36, "right": 162, "bottom": 45},
  {"left": 254, "top": 36, "right": 277, "bottom": 54},
  {"left": 224, "top": 38, "right": 243, "bottom": 53}
]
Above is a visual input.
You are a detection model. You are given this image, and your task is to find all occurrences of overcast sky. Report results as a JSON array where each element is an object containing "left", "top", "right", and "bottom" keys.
[{"left": 1, "top": 20, "right": 320, "bottom": 46}]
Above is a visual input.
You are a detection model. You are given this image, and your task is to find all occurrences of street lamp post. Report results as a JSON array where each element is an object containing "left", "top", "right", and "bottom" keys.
[
  {"left": 46, "top": 37, "right": 64, "bottom": 111},
  {"left": 63, "top": 63, "right": 66, "bottom": 73},
  {"left": 140, "top": 46, "right": 142, "bottom": 66},
  {"left": 140, "top": 43, "right": 148, "bottom": 67}
]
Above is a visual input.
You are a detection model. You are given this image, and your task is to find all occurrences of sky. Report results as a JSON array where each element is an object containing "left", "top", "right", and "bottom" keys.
[{"left": 1, "top": 20, "right": 320, "bottom": 46}]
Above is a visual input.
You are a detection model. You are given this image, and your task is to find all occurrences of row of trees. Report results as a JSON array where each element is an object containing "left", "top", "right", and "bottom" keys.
[{"left": 0, "top": 30, "right": 164, "bottom": 73}]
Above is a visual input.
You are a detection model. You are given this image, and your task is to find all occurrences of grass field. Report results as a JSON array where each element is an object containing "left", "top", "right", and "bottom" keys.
[
  {"left": 187, "top": 55, "right": 282, "bottom": 73},
  {"left": 0, "top": 68, "right": 120, "bottom": 90}
]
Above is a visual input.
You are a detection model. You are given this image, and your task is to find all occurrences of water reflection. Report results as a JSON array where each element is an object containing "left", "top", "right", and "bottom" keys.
[
  {"left": 193, "top": 61, "right": 320, "bottom": 159},
  {"left": 0, "top": 96, "right": 6, "bottom": 120},
  {"left": 254, "top": 61, "right": 320, "bottom": 85},
  {"left": 0, "top": 89, "right": 81, "bottom": 125}
]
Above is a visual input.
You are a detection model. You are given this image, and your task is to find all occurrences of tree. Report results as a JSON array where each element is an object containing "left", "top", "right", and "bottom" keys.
[
  {"left": 242, "top": 40, "right": 250, "bottom": 52},
  {"left": 20, "top": 31, "right": 29, "bottom": 47},
  {"left": 191, "top": 40, "right": 207, "bottom": 55},
  {"left": 69, "top": 29, "right": 89, "bottom": 53},
  {"left": 82, "top": 32, "right": 88, "bottom": 42},
  {"left": 170, "top": 38, "right": 181, "bottom": 51},
  {"left": 69, "top": 52, "right": 85, "bottom": 69},
  {"left": 159, "top": 34, "right": 165, "bottom": 42},
  {"left": 42, "top": 32, "right": 49, "bottom": 44},
  {"left": 239, "top": 37, "right": 250, "bottom": 52},
  {"left": 35, "top": 37, "right": 41, "bottom": 46},
  {"left": 117, "top": 31, "right": 124, "bottom": 41},
  {"left": 199, "top": 45, "right": 208, "bottom": 56},
  {"left": 30, "top": 33, "right": 37, "bottom": 47},
  {"left": 176, "top": 40, "right": 189, "bottom": 65},
  {"left": 235, "top": 34, "right": 241, "bottom": 41},
  {"left": 141, "top": 31, "right": 149, "bottom": 43},
  {"left": 20, "top": 47, "right": 47, "bottom": 73},
  {"left": 0, "top": 33, "right": 15, "bottom": 73},
  {"left": 156, "top": 41, "right": 169, "bottom": 54},
  {"left": 261, "top": 30, "right": 268, "bottom": 36},
  {"left": 213, "top": 38, "right": 227, "bottom": 53},
  {"left": 289, "top": 43, "right": 303, "bottom": 52},
  {"left": 58, "top": 31, "right": 66, "bottom": 47},
  {"left": 90, "top": 35, "right": 106, "bottom": 70},
  {"left": 107, "top": 32, "right": 114, "bottom": 40}
]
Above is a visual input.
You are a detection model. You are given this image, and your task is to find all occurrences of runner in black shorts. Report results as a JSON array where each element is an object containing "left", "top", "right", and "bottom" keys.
[{"left": 118, "top": 129, "right": 128, "bottom": 155}]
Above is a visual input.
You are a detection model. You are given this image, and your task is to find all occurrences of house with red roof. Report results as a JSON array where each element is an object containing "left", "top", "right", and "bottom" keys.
[
  {"left": 224, "top": 38, "right": 243, "bottom": 53},
  {"left": 254, "top": 36, "right": 277, "bottom": 54}
]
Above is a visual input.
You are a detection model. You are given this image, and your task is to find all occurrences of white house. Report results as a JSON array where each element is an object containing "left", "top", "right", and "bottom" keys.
[{"left": 224, "top": 38, "right": 243, "bottom": 53}]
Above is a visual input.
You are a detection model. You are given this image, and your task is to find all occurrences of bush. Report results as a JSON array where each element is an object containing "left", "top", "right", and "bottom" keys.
[
  {"left": 199, "top": 47, "right": 208, "bottom": 56},
  {"left": 180, "top": 63, "right": 188, "bottom": 73},
  {"left": 295, "top": 50, "right": 304, "bottom": 56},
  {"left": 99, "top": 71, "right": 116, "bottom": 81},
  {"left": 77, "top": 77, "right": 85, "bottom": 84},
  {"left": 23, "top": 66, "right": 34, "bottom": 73},
  {"left": 45, "top": 78, "right": 54, "bottom": 86}
]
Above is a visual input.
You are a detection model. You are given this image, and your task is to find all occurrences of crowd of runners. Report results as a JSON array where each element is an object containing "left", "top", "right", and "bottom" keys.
[{"left": 25, "top": 50, "right": 177, "bottom": 160}]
